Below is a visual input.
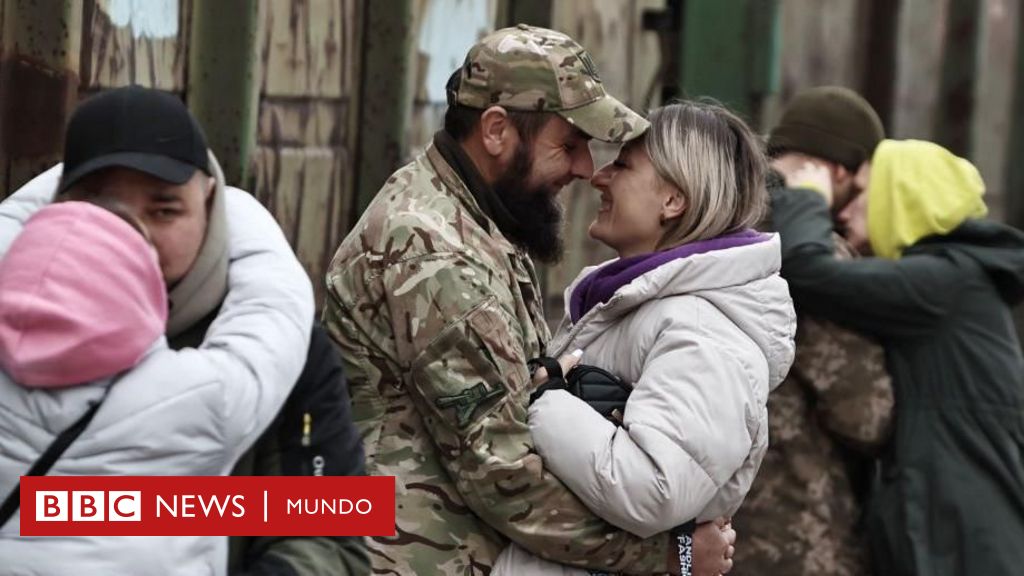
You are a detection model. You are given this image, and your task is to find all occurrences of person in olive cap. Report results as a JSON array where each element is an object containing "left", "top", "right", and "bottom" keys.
[
  {"left": 323, "top": 25, "right": 734, "bottom": 576},
  {"left": 767, "top": 86, "right": 884, "bottom": 217},
  {"left": 732, "top": 86, "right": 896, "bottom": 576}
]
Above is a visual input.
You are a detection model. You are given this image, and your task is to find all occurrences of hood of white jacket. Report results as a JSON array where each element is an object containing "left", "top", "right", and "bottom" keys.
[{"left": 557, "top": 234, "right": 795, "bottom": 389}]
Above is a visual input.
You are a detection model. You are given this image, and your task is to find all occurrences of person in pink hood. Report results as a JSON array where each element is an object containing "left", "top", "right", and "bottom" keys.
[
  {"left": 0, "top": 195, "right": 313, "bottom": 573},
  {"left": 0, "top": 201, "right": 167, "bottom": 387}
]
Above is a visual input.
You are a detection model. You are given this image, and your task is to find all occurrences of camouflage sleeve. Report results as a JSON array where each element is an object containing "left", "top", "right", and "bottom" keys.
[
  {"left": 383, "top": 252, "right": 672, "bottom": 574},
  {"left": 233, "top": 537, "right": 370, "bottom": 576},
  {"left": 792, "top": 316, "right": 895, "bottom": 453}
]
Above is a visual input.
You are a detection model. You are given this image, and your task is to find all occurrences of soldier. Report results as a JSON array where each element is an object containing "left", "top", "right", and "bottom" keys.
[
  {"left": 731, "top": 87, "right": 895, "bottom": 576},
  {"left": 324, "top": 25, "right": 734, "bottom": 576}
]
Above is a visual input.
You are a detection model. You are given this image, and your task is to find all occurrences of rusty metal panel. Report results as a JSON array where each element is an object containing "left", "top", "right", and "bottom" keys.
[
  {"left": 260, "top": 0, "right": 359, "bottom": 98},
  {"left": 353, "top": 0, "right": 414, "bottom": 214},
  {"left": 0, "top": 0, "right": 83, "bottom": 194},
  {"left": 188, "top": 0, "right": 261, "bottom": 187},
  {"left": 82, "top": 0, "right": 190, "bottom": 90}
]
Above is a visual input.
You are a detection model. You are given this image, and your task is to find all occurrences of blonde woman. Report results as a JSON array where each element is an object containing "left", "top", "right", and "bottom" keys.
[{"left": 495, "top": 101, "right": 796, "bottom": 576}]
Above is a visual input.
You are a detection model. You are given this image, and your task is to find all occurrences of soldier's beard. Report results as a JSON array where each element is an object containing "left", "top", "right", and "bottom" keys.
[{"left": 493, "top": 143, "right": 565, "bottom": 263}]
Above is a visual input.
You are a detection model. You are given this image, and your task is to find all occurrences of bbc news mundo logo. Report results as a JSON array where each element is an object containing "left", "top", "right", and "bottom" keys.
[{"left": 19, "top": 476, "right": 395, "bottom": 536}]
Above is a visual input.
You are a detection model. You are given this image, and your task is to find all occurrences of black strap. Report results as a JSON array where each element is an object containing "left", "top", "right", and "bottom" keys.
[
  {"left": 672, "top": 520, "right": 698, "bottom": 576},
  {"left": 0, "top": 396, "right": 107, "bottom": 528}
]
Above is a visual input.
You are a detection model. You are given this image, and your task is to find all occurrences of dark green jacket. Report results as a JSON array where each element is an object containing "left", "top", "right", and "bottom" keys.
[{"left": 771, "top": 188, "right": 1024, "bottom": 576}]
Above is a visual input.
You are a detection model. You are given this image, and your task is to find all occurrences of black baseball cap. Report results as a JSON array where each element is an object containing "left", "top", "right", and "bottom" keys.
[{"left": 58, "top": 85, "right": 210, "bottom": 194}]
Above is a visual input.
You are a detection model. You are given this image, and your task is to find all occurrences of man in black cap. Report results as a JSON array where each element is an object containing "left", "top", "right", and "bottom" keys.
[
  {"left": 0, "top": 85, "right": 369, "bottom": 576},
  {"left": 732, "top": 86, "right": 895, "bottom": 576}
]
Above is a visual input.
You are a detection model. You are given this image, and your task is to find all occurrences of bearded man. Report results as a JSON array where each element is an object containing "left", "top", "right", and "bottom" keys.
[{"left": 322, "top": 24, "right": 735, "bottom": 576}]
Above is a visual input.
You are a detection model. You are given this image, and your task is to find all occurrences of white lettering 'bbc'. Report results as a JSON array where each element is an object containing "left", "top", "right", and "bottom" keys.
[
  {"left": 35, "top": 491, "right": 141, "bottom": 522},
  {"left": 108, "top": 491, "right": 142, "bottom": 521},
  {"left": 72, "top": 491, "right": 105, "bottom": 522},
  {"left": 36, "top": 491, "right": 68, "bottom": 522}
]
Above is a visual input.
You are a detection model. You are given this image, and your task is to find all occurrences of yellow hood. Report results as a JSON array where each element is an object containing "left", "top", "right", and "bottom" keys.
[{"left": 868, "top": 139, "right": 987, "bottom": 259}]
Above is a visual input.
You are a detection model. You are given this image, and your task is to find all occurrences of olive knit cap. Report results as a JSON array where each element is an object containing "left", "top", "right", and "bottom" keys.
[{"left": 768, "top": 86, "right": 885, "bottom": 171}]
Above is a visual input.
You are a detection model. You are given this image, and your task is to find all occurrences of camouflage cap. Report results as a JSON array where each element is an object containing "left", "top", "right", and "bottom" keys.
[{"left": 453, "top": 24, "right": 649, "bottom": 143}]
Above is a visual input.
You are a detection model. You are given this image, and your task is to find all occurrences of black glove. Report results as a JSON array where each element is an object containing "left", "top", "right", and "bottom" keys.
[
  {"left": 528, "top": 357, "right": 632, "bottom": 420},
  {"left": 528, "top": 356, "right": 569, "bottom": 405}
]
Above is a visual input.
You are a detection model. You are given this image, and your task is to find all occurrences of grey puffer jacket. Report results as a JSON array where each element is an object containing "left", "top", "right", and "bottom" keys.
[{"left": 496, "top": 235, "right": 795, "bottom": 575}]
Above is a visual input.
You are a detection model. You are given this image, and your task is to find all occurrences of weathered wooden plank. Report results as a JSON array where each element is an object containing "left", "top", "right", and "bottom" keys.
[
  {"left": 552, "top": 0, "right": 638, "bottom": 113},
  {"left": 499, "top": 0, "right": 551, "bottom": 28},
  {"left": 862, "top": 0, "right": 900, "bottom": 129},
  {"left": 544, "top": 0, "right": 643, "bottom": 321},
  {"left": 258, "top": 98, "right": 352, "bottom": 148},
  {"left": 1007, "top": 0, "right": 1024, "bottom": 231},
  {"left": 891, "top": 0, "right": 950, "bottom": 139},
  {"left": 777, "top": 0, "right": 866, "bottom": 101},
  {"left": 261, "top": 0, "right": 359, "bottom": 98},
  {"left": 631, "top": 0, "right": 667, "bottom": 111},
  {"left": 971, "top": 0, "right": 1019, "bottom": 222},
  {"left": 757, "top": 0, "right": 869, "bottom": 130},
  {"left": 251, "top": 146, "right": 351, "bottom": 304},
  {"left": 934, "top": 0, "right": 982, "bottom": 157},
  {"left": 83, "top": 0, "right": 189, "bottom": 90}
]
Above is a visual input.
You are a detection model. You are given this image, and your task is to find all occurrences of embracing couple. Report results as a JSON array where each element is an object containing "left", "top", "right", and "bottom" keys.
[{"left": 324, "top": 25, "right": 795, "bottom": 576}]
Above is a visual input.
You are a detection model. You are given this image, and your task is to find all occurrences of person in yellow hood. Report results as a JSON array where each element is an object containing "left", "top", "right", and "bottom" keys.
[
  {"left": 771, "top": 138, "right": 1024, "bottom": 576},
  {"left": 837, "top": 138, "right": 988, "bottom": 259}
]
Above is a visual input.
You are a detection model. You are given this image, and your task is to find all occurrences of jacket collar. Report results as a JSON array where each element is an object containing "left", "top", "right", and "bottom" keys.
[{"left": 426, "top": 141, "right": 519, "bottom": 256}]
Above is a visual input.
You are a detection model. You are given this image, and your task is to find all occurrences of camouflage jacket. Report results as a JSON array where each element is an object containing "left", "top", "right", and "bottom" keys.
[
  {"left": 323, "top": 146, "right": 671, "bottom": 575},
  {"left": 732, "top": 235, "right": 894, "bottom": 576}
]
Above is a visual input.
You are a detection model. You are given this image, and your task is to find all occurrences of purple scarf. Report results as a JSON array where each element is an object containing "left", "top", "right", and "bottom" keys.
[{"left": 569, "top": 229, "right": 772, "bottom": 323}]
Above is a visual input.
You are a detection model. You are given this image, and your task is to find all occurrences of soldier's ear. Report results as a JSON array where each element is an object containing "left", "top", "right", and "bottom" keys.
[{"left": 479, "top": 106, "right": 513, "bottom": 158}]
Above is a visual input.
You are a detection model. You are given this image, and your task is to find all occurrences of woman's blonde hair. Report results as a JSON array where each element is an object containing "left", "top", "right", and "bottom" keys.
[{"left": 645, "top": 100, "right": 768, "bottom": 249}]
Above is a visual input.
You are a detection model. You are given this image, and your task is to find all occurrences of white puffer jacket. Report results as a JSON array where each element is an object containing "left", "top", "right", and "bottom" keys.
[
  {"left": 496, "top": 235, "right": 795, "bottom": 575},
  {"left": 0, "top": 164, "right": 314, "bottom": 576}
]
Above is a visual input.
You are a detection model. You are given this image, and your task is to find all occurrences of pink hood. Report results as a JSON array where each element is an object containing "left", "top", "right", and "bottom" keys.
[{"left": 0, "top": 202, "right": 167, "bottom": 388}]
